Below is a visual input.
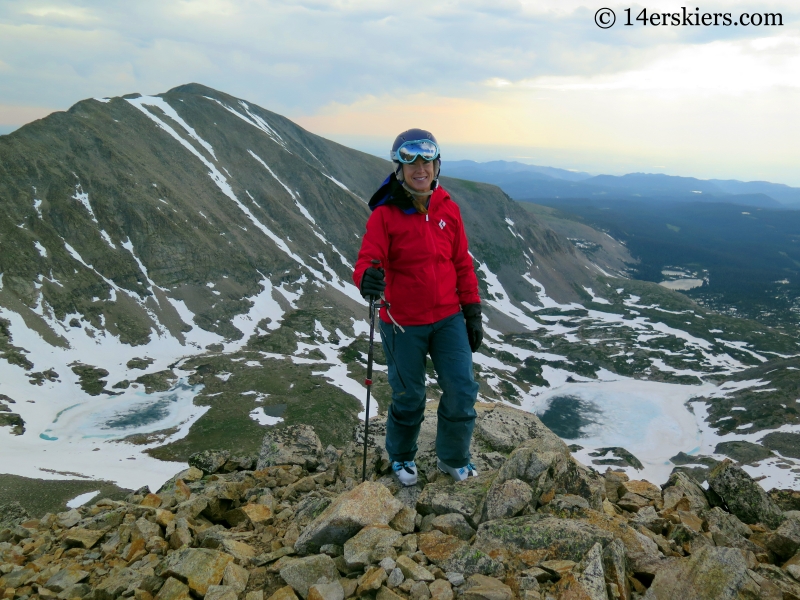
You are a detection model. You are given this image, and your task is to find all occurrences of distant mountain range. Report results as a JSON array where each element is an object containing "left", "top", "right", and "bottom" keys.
[{"left": 443, "top": 160, "right": 800, "bottom": 208}]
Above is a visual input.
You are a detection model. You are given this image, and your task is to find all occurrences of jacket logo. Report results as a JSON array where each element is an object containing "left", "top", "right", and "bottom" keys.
[{"left": 439, "top": 219, "right": 446, "bottom": 229}]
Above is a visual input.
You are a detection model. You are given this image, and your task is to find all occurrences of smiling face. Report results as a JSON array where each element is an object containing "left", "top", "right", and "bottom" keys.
[{"left": 401, "top": 157, "right": 435, "bottom": 193}]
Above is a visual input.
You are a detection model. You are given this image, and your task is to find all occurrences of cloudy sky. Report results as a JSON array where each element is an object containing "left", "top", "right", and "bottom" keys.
[{"left": 1, "top": 0, "right": 799, "bottom": 184}]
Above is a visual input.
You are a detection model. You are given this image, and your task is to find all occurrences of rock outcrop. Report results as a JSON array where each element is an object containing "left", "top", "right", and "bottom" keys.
[{"left": 1, "top": 403, "right": 799, "bottom": 600}]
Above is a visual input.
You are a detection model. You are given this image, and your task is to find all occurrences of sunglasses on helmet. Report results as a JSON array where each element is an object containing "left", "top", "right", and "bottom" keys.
[{"left": 393, "top": 139, "right": 440, "bottom": 164}]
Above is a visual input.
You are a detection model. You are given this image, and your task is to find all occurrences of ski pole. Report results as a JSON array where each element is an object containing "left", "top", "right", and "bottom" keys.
[{"left": 362, "top": 259, "right": 381, "bottom": 482}]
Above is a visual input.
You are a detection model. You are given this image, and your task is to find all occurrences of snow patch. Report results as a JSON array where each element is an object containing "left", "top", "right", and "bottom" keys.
[{"left": 67, "top": 490, "right": 100, "bottom": 508}]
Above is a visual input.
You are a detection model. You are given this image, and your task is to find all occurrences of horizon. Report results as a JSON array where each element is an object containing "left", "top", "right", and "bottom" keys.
[
  {"left": 0, "top": 1, "right": 798, "bottom": 186},
  {"left": 5, "top": 86, "right": 799, "bottom": 191}
]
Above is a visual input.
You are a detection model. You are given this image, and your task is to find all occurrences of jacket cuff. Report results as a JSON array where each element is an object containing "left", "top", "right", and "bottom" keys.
[{"left": 461, "top": 303, "right": 481, "bottom": 318}]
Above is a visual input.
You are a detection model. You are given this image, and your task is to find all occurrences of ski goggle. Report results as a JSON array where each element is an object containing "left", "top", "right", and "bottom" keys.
[{"left": 393, "top": 139, "right": 440, "bottom": 164}]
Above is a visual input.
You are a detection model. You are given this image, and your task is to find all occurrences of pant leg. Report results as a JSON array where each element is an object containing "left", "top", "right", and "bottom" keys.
[
  {"left": 429, "top": 312, "right": 480, "bottom": 468},
  {"left": 379, "top": 319, "right": 431, "bottom": 463}
]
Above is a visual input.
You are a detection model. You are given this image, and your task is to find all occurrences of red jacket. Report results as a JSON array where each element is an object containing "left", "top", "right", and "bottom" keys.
[{"left": 353, "top": 182, "right": 480, "bottom": 326}]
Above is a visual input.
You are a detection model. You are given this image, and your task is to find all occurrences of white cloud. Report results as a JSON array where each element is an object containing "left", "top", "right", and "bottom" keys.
[{"left": 0, "top": 0, "right": 798, "bottom": 183}]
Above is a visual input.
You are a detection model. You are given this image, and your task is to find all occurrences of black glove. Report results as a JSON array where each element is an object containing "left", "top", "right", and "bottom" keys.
[
  {"left": 360, "top": 267, "right": 386, "bottom": 299},
  {"left": 462, "top": 303, "right": 483, "bottom": 352}
]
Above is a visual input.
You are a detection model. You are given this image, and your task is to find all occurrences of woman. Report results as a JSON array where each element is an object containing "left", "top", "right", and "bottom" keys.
[{"left": 352, "top": 128, "right": 483, "bottom": 486}]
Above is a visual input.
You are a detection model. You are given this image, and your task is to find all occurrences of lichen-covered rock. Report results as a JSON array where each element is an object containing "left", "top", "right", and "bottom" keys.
[
  {"left": 222, "top": 562, "right": 250, "bottom": 594},
  {"left": 308, "top": 579, "right": 345, "bottom": 600},
  {"left": 158, "top": 548, "right": 233, "bottom": 596},
  {"left": 389, "top": 505, "right": 417, "bottom": 533},
  {"left": 95, "top": 567, "right": 151, "bottom": 600},
  {"left": 189, "top": 449, "right": 231, "bottom": 475},
  {"left": 643, "top": 545, "right": 761, "bottom": 599},
  {"left": 357, "top": 567, "right": 388, "bottom": 596},
  {"left": 395, "top": 555, "right": 435, "bottom": 582},
  {"left": 418, "top": 530, "right": 504, "bottom": 577},
  {"left": 279, "top": 555, "right": 339, "bottom": 599},
  {"left": 707, "top": 460, "right": 784, "bottom": 529},
  {"left": 551, "top": 542, "right": 608, "bottom": 600},
  {"left": 0, "top": 501, "right": 30, "bottom": 529},
  {"left": 703, "top": 507, "right": 752, "bottom": 539},
  {"left": 486, "top": 436, "right": 604, "bottom": 512},
  {"left": 602, "top": 538, "right": 631, "bottom": 600},
  {"left": 43, "top": 566, "right": 90, "bottom": 593},
  {"left": 662, "top": 471, "right": 709, "bottom": 513},
  {"left": 765, "top": 518, "right": 800, "bottom": 561},
  {"left": 294, "top": 481, "right": 403, "bottom": 554},
  {"left": 473, "top": 514, "right": 614, "bottom": 563},
  {"left": 430, "top": 513, "right": 476, "bottom": 541},
  {"left": 155, "top": 577, "right": 193, "bottom": 600},
  {"left": 206, "top": 585, "right": 240, "bottom": 600},
  {"left": 416, "top": 472, "right": 495, "bottom": 527},
  {"left": 258, "top": 425, "right": 323, "bottom": 471},
  {"left": 225, "top": 503, "right": 274, "bottom": 527},
  {"left": 481, "top": 478, "right": 533, "bottom": 522},
  {"left": 473, "top": 405, "right": 553, "bottom": 454},
  {"left": 343, "top": 525, "right": 401, "bottom": 568},
  {"left": 462, "top": 574, "right": 513, "bottom": 600},
  {"left": 64, "top": 527, "right": 105, "bottom": 549}
]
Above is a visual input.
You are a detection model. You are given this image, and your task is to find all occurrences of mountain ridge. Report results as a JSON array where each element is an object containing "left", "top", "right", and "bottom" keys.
[
  {"left": 1, "top": 83, "right": 799, "bottom": 498},
  {"left": 441, "top": 160, "right": 800, "bottom": 208}
]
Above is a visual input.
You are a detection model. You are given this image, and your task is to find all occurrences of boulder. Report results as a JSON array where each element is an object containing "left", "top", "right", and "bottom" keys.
[
  {"left": 703, "top": 507, "right": 752, "bottom": 539},
  {"left": 707, "top": 460, "right": 784, "bottom": 528},
  {"left": 486, "top": 436, "right": 604, "bottom": 512},
  {"left": 418, "top": 530, "right": 505, "bottom": 577},
  {"left": 357, "top": 567, "right": 388, "bottom": 596},
  {"left": 279, "top": 554, "right": 339, "bottom": 599},
  {"left": 474, "top": 514, "right": 614, "bottom": 563},
  {"left": 378, "top": 586, "right": 405, "bottom": 600},
  {"left": 258, "top": 425, "right": 323, "bottom": 471},
  {"left": 389, "top": 505, "right": 417, "bottom": 534},
  {"left": 429, "top": 579, "right": 454, "bottom": 600},
  {"left": 268, "top": 587, "right": 300, "bottom": 600},
  {"left": 155, "top": 577, "right": 193, "bottom": 600},
  {"left": 0, "top": 501, "right": 30, "bottom": 529},
  {"left": 472, "top": 405, "right": 553, "bottom": 454},
  {"left": 619, "top": 480, "right": 661, "bottom": 503},
  {"left": 643, "top": 546, "right": 762, "bottom": 599},
  {"left": 206, "top": 586, "right": 239, "bottom": 600},
  {"left": 766, "top": 518, "right": 800, "bottom": 561},
  {"left": 64, "top": 527, "right": 105, "bottom": 549},
  {"left": 602, "top": 538, "right": 631, "bottom": 600},
  {"left": 225, "top": 503, "right": 274, "bottom": 527},
  {"left": 222, "top": 562, "right": 250, "bottom": 594},
  {"left": 57, "top": 508, "right": 82, "bottom": 529},
  {"left": 189, "top": 449, "right": 231, "bottom": 475},
  {"left": 395, "top": 555, "right": 435, "bottom": 582},
  {"left": 95, "top": 567, "right": 150, "bottom": 600},
  {"left": 662, "top": 472, "right": 709, "bottom": 513},
  {"left": 294, "top": 481, "right": 404, "bottom": 554},
  {"left": 751, "top": 563, "right": 800, "bottom": 599},
  {"left": 308, "top": 579, "right": 345, "bottom": 600},
  {"left": 481, "top": 478, "right": 533, "bottom": 522},
  {"left": 462, "top": 574, "right": 513, "bottom": 600},
  {"left": 416, "top": 472, "right": 495, "bottom": 528},
  {"left": 44, "top": 567, "right": 90, "bottom": 592},
  {"left": 158, "top": 548, "right": 234, "bottom": 596},
  {"left": 551, "top": 542, "right": 608, "bottom": 600},
  {"left": 430, "top": 513, "right": 476, "bottom": 541},
  {"left": 343, "top": 525, "right": 402, "bottom": 568}
]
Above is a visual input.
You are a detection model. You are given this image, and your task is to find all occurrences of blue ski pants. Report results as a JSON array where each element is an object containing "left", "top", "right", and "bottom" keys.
[{"left": 379, "top": 311, "right": 479, "bottom": 468}]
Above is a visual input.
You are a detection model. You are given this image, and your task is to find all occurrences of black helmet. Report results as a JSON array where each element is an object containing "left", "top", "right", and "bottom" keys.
[{"left": 391, "top": 128, "right": 441, "bottom": 183}]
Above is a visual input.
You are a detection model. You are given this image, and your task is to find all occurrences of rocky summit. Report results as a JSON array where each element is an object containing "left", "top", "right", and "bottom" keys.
[{"left": 2, "top": 404, "right": 799, "bottom": 600}]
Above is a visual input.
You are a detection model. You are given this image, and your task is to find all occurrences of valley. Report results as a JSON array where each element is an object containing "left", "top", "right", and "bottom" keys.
[{"left": 1, "top": 85, "right": 798, "bottom": 513}]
